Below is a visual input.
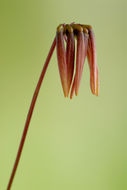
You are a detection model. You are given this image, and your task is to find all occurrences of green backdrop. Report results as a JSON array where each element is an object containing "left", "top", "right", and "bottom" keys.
[{"left": 0, "top": 0, "right": 126, "bottom": 189}]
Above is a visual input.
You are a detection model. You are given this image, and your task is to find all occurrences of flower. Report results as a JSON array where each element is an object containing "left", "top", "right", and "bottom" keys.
[
  {"left": 6, "top": 23, "right": 99, "bottom": 190},
  {"left": 56, "top": 23, "right": 99, "bottom": 98}
]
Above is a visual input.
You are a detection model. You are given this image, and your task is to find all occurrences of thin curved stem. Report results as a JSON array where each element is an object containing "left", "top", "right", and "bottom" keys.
[{"left": 7, "top": 37, "right": 56, "bottom": 190}]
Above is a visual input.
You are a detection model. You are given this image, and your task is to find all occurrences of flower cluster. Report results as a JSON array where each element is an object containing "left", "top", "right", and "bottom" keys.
[{"left": 56, "top": 23, "right": 99, "bottom": 98}]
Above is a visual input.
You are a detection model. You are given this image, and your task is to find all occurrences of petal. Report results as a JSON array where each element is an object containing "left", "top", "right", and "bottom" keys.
[
  {"left": 83, "top": 32, "right": 89, "bottom": 62},
  {"left": 75, "top": 31, "right": 85, "bottom": 96},
  {"left": 66, "top": 32, "right": 75, "bottom": 95},
  {"left": 70, "top": 30, "right": 89, "bottom": 98},
  {"left": 79, "top": 32, "right": 89, "bottom": 82},
  {"left": 87, "top": 28, "right": 99, "bottom": 96},
  {"left": 56, "top": 26, "right": 68, "bottom": 97}
]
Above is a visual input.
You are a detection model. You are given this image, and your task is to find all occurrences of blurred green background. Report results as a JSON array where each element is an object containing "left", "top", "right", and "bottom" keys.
[{"left": 0, "top": 0, "right": 126, "bottom": 189}]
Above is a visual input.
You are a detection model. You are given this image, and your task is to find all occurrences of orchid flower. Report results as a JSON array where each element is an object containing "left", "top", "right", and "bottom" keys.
[{"left": 6, "top": 23, "right": 99, "bottom": 190}]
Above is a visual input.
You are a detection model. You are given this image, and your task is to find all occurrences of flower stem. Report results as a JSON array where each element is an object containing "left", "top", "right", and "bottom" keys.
[{"left": 7, "top": 38, "right": 56, "bottom": 190}]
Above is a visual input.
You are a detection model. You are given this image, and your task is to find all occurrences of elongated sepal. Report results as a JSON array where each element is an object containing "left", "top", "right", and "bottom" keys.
[
  {"left": 75, "top": 31, "right": 85, "bottom": 96},
  {"left": 70, "top": 33, "right": 89, "bottom": 98},
  {"left": 66, "top": 32, "right": 75, "bottom": 95},
  {"left": 87, "top": 28, "right": 99, "bottom": 96},
  {"left": 84, "top": 33, "right": 89, "bottom": 61},
  {"left": 56, "top": 29, "right": 68, "bottom": 97}
]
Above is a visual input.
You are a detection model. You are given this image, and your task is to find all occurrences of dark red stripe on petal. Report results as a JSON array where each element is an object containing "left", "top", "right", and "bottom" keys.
[
  {"left": 79, "top": 32, "right": 89, "bottom": 81},
  {"left": 66, "top": 32, "right": 75, "bottom": 95},
  {"left": 75, "top": 31, "right": 85, "bottom": 96},
  {"left": 56, "top": 30, "right": 68, "bottom": 97},
  {"left": 87, "top": 28, "right": 98, "bottom": 95},
  {"left": 84, "top": 33, "right": 89, "bottom": 62}
]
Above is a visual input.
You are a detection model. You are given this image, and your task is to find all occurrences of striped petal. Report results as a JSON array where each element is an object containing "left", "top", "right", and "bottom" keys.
[
  {"left": 56, "top": 28, "right": 68, "bottom": 97},
  {"left": 87, "top": 28, "right": 99, "bottom": 96},
  {"left": 70, "top": 33, "right": 88, "bottom": 99},
  {"left": 66, "top": 32, "right": 75, "bottom": 95},
  {"left": 75, "top": 31, "right": 85, "bottom": 95},
  {"left": 83, "top": 32, "right": 89, "bottom": 63}
]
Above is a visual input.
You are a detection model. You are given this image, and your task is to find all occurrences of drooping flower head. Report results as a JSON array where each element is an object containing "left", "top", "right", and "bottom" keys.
[
  {"left": 56, "top": 23, "right": 99, "bottom": 98},
  {"left": 7, "top": 23, "right": 99, "bottom": 190}
]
